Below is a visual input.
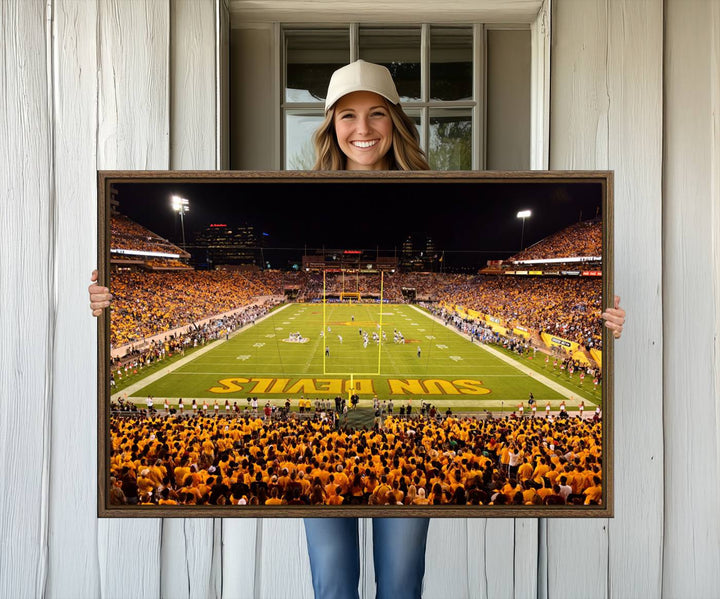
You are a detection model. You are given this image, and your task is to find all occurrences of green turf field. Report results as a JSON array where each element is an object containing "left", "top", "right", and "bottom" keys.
[{"left": 123, "top": 302, "right": 596, "bottom": 412}]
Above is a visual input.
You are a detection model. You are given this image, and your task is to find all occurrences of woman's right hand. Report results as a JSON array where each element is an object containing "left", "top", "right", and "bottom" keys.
[{"left": 89, "top": 269, "right": 112, "bottom": 317}]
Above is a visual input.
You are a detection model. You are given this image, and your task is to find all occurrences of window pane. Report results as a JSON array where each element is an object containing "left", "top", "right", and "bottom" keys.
[
  {"left": 285, "top": 30, "right": 350, "bottom": 103},
  {"left": 429, "top": 109, "right": 472, "bottom": 170},
  {"left": 359, "top": 27, "right": 421, "bottom": 102},
  {"left": 285, "top": 112, "right": 324, "bottom": 169},
  {"left": 402, "top": 109, "right": 423, "bottom": 148},
  {"left": 430, "top": 27, "right": 473, "bottom": 101}
]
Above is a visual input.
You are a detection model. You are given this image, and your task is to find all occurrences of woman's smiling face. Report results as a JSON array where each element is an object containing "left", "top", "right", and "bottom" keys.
[{"left": 333, "top": 90, "right": 394, "bottom": 170}]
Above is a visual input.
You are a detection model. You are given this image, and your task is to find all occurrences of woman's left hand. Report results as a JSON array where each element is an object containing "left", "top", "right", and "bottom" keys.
[{"left": 602, "top": 295, "right": 626, "bottom": 339}]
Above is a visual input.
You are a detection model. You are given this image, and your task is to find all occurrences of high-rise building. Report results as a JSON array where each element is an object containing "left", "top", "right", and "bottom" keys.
[
  {"left": 400, "top": 232, "right": 438, "bottom": 271},
  {"left": 192, "top": 222, "right": 261, "bottom": 269}
]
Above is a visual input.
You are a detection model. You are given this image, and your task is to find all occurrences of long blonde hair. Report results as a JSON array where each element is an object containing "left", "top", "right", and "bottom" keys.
[{"left": 312, "top": 100, "right": 430, "bottom": 171}]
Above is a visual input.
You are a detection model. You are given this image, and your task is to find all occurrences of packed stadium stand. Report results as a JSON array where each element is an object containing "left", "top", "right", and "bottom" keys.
[
  {"left": 510, "top": 219, "right": 601, "bottom": 263},
  {"left": 108, "top": 410, "right": 603, "bottom": 507},
  {"left": 111, "top": 212, "right": 192, "bottom": 270}
]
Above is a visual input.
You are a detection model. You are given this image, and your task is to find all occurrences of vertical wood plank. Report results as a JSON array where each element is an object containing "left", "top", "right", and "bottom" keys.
[
  {"left": 550, "top": 0, "right": 609, "bottom": 171},
  {"left": 465, "top": 519, "right": 519, "bottom": 599},
  {"left": 0, "top": 1, "right": 52, "bottom": 598},
  {"left": 160, "top": 520, "right": 217, "bottom": 599},
  {"left": 663, "top": 1, "right": 720, "bottom": 596},
  {"left": 512, "top": 519, "right": 539, "bottom": 598},
  {"left": 713, "top": 11, "right": 720, "bottom": 565},
  {"left": 161, "top": 2, "right": 224, "bottom": 598},
  {"left": 170, "top": 0, "right": 216, "bottom": 170},
  {"left": 423, "top": 519, "right": 470, "bottom": 599},
  {"left": 550, "top": 2, "right": 664, "bottom": 599},
  {"left": 96, "top": 1, "right": 170, "bottom": 596},
  {"left": 47, "top": 0, "right": 101, "bottom": 596},
  {"left": 605, "top": 2, "right": 664, "bottom": 597},
  {"left": 256, "top": 519, "right": 314, "bottom": 599},
  {"left": 96, "top": 0, "right": 170, "bottom": 170},
  {"left": 221, "top": 519, "right": 259, "bottom": 598},
  {"left": 548, "top": 5, "right": 610, "bottom": 597},
  {"left": 217, "top": 0, "right": 230, "bottom": 170},
  {"left": 483, "top": 520, "right": 516, "bottom": 599},
  {"left": 466, "top": 520, "right": 489, "bottom": 599}
]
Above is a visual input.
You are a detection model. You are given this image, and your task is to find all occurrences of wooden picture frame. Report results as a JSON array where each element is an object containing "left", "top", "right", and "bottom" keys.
[{"left": 97, "top": 170, "right": 614, "bottom": 518}]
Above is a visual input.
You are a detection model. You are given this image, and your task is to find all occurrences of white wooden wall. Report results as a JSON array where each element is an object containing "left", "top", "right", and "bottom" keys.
[{"left": 1, "top": 1, "right": 718, "bottom": 597}]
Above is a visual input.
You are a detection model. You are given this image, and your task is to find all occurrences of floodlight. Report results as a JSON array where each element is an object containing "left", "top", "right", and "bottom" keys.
[
  {"left": 516, "top": 210, "right": 532, "bottom": 250},
  {"left": 171, "top": 195, "right": 190, "bottom": 248}
]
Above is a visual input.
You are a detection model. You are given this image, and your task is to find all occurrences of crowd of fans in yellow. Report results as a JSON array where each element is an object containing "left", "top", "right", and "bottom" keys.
[
  {"left": 111, "top": 213, "right": 185, "bottom": 255},
  {"left": 109, "top": 410, "right": 603, "bottom": 508},
  {"left": 109, "top": 270, "right": 283, "bottom": 347},
  {"left": 512, "top": 220, "right": 601, "bottom": 262},
  {"left": 435, "top": 277, "right": 602, "bottom": 350}
]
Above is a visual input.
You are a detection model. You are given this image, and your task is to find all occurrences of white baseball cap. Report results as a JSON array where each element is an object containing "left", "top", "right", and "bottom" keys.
[{"left": 324, "top": 59, "right": 400, "bottom": 112}]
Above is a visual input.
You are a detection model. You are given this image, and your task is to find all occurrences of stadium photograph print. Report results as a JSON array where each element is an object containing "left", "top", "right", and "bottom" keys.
[{"left": 91, "top": 62, "right": 625, "bottom": 526}]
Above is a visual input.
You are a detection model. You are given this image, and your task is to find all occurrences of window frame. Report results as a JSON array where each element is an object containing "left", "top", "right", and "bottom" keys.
[{"left": 281, "top": 23, "right": 491, "bottom": 171}]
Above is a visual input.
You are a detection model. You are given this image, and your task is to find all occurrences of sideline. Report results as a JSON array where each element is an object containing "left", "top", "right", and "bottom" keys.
[
  {"left": 408, "top": 304, "right": 585, "bottom": 404},
  {"left": 113, "top": 303, "right": 291, "bottom": 401}
]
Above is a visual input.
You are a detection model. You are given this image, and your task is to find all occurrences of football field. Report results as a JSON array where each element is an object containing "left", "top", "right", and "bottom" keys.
[{"left": 118, "top": 302, "right": 596, "bottom": 412}]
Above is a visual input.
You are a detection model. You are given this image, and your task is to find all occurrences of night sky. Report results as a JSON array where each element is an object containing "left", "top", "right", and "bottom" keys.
[{"left": 112, "top": 177, "right": 604, "bottom": 269}]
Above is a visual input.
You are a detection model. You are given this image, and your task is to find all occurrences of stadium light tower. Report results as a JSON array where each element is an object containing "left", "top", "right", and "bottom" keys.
[
  {"left": 517, "top": 210, "right": 531, "bottom": 250},
  {"left": 171, "top": 195, "right": 190, "bottom": 249}
]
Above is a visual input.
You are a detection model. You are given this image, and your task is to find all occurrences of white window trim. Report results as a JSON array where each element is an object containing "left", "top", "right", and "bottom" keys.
[{"left": 530, "top": 0, "right": 551, "bottom": 170}]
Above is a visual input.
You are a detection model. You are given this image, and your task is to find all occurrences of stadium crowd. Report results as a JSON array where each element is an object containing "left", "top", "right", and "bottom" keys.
[
  {"left": 109, "top": 270, "right": 284, "bottom": 348},
  {"left": 109, "top": 410, "right": 603, "bottom": 508},
  {"left": 434, "top": 276, "right": 602, "bottom": 350},
  {"left": 111, "top": 213, "right": 186, "bottom": 255},
  {"left": 511, "top": 220, "right": 601, "bottom": 262}
]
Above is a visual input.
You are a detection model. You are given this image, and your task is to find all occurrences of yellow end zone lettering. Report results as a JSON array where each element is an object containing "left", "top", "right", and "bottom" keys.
[
  {"left": 210, "top": 377, "right": 486, "bottom": 396},
  {"left": 209, "top": 378, "right": 250, "bottom": 393},
  {"left": 388, "top": 378, "right": 491, "bottom": 395},
  {"left": 249, "top": 378, "right": 274, "bottom": 393},
  {"left": 286, "top": 379, "right": 322, "bottom": 394},
  {"left": 345, "top": 379, "right": 375, "bottom": 394},
  {"left": 269, "top": 378, "right": 290, "bottom": 393},
  {"left": 388, "top": 379, "right": 425, "bottom": 394},
  {"left": 452, "top": 379, "right": 491, "bottom": 395},
  {"left": 315, "top": 379, "right": 343, "bottom": 394}
]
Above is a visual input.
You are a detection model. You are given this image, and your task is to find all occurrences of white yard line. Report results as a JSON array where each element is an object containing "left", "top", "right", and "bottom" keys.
[
  {"left": 408, "top": 304, "right": 583, "bottom": 404},
  {"left": 113, "top": 303, "right": 292, "bottom": 400}
]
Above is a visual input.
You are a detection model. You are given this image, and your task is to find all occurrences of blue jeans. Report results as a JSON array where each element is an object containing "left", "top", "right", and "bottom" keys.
[{"left": 303, "top": 517, "right": 430, "bottom": 599}]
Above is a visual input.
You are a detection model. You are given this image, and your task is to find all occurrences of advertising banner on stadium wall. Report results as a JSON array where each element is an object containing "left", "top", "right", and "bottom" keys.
[
  {"left": 541, "top": 332, "right": 579, "bottom": 353},
  {"left": 591, "top": 347, "right": 603, "bottom": 367},
  {"left": 483, "top": 315, "right": 508, "bottom": 335},
  {"left": 572, "top": 350, "right": 591, "bottom": 366},
  {"left": 513, "top": 327, "right": 531, "bottom": 339}
]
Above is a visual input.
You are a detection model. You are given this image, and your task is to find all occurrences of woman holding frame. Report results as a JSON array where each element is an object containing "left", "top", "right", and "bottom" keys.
[{"left": 89, "top": 59, "right": 626, "bottom": 599}]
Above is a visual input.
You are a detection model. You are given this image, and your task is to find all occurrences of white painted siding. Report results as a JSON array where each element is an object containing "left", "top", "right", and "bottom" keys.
[
  {"left": 1, "top": 1, "right": 717, "bottom": 598},
  {"left": 0, "top": 2, "right": 52, "bottom": 598},
  {"left": 95, "top": 1, "right": 169, "bottom": 596},
  {"left": 47, "top": 0, "right": 101, "bottom": 596},
  {"left": 663, "top": 1, "right": 720, "bottom": 597},
  {"left": 550, "top": 2, "right": 664, "bottom": 599}
]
